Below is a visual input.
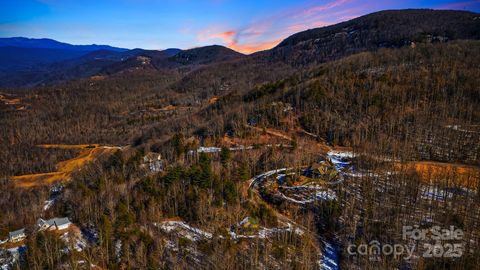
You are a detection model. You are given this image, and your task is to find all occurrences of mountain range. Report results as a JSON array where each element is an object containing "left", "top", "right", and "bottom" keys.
[{"left": 1, "top": 9, "right": 479, "bottom": 88}]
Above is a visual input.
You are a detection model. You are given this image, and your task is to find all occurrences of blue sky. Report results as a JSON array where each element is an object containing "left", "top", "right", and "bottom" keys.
[{"left": 1, "top": 0, "right": 479, "bottom": 53}]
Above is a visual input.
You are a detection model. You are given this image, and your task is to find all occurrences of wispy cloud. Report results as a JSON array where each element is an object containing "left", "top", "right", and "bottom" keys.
[
  {"left": 194, "top": 0, "right": 356, "bottom": 53},
  {"left": 294, "top": 0, "right": 351, "bottom": 17}
]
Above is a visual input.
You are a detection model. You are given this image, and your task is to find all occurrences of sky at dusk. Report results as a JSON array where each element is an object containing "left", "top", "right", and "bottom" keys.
[{"left": 1, "top": 0, "right": 479, "bottom": 53}]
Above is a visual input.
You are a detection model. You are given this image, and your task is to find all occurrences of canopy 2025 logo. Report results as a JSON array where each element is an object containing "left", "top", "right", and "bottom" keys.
[{"left": 347, "top": 225, "right": 465, "bottom": 261}]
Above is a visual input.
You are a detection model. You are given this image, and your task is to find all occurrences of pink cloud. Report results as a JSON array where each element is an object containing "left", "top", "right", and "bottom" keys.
[
  {"left": 197, "top": 28, "right": 281, "bottom": 53},
  {"left": 212, "top": 30, "right": 237, "bottom": 44},
  {"left": 229, "top": 39, "right": 283, "bottom": 54},
  {"left": 197, "top": 28, "right": 236, "bottom": 43},
  {"left": 194, "top": 0, "right": 357, "bottom": 54}
]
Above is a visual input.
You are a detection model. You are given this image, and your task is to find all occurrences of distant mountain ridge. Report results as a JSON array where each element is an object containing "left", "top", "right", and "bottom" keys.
[
  {"left": 263, "top": 9, "right": 480, "bottom": 65},
  {"left": 276, "top": 9, "right": 480, "bottom": 48},
  {"left": 0, "top": 47, "right": 89, "bottom": 72},
  {"left": 0, "top": 38, "right": 131, "bottom": 77},
  {"left": 0, "top": 38, "right": 185, "bottom": 87},
  {"left": 172, "top": 45, "right": 244, "bottom": 65},
  {"left": 0, "top": 37, "right": 246, "bottom": 87},
  {"left": 1, "top": 9, "right": 480, "bottom": 88},
  {"left": 0, "top": 37, "right": 128, "bottom": 52}
]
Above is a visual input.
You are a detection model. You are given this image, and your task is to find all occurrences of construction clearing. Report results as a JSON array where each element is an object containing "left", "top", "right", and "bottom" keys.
[{"left": 11, "top": 144, "right": 122, "bottom": 188}]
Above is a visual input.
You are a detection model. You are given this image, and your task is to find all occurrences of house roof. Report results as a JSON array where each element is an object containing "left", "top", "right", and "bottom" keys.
[
  {"left": 37, "top": 217, "right": 71, "bottom": 228},
  {"left": 9, "top": 228, "right": 25, "bottom": 238},
  {"left": 144, "top": 152, "right": 161, "bottom": 161},
  {"left": 37, "top": 218, "right": 54, "bottom": 227},
  {"left": 53, "top": 217, "right": 71, "bottom": 227}
]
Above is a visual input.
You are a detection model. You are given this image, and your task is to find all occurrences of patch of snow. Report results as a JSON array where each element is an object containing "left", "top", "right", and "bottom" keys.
[
  {"left": 327, "top": 150, "right": 355, "bottom": 159},
  {"left": 115, "top": 240, "right": 122, "bottom": 261},
  {"left": 280, "top": 185, "right": 323, "bottom": 190},
  {"left": 231, "top": 224, "right": 304, "bottom": 240},
  {"left": 196, "top": 145, "right": 255, "bottom": 154},
  {"left": 276, "top": 174, "right": 286, "bottom": 184},
  {"left": 43, "top": 200, "right": 54, "bottom": 211},
  {"left": 0, "top": 246, "right": 25, "bottom": 270},
  {"left": 329, "top": 159, "right": 351, "bottom": 171},
  {"left": 319, "top": 241, "right": 339, "bottom": 270},
  {"left": 239, "top": 217, "right": 250, "bottom": 226},
  {"left": 42, "top": 184, "right": 64, "bottom": 212},
  {"left": 81, "top": 226, "right": 99, "bottom": 244},
  {"left": 257, "top": 224, "right": 304, "bottom": 239},
  {"left": 445, "top": 125, "right": 479, "bottom": 134},
  {"left": 60, "top": 231, "right": 87, "bottom": 252},
  {"left": 164, "top": 239, "right": 178, "bottom": 251},
  {"left": 279, "top": 189, "right": 336, "bottom": 204},
  {"left": 156, "top": 221, "right": 212, "bottom": 241},
  {"left": 197, "top": 146, "right": 222, "bottom": 153},
  {"left": 230, "top": 219, "right": 304, "bottom": 240},
  {"left": 315, "top": 191, "right": 337, "bottom": 201},
  {"left": 192, "top": 143, "right": 290, "bottom": 155},
  {"left": 76, "top": 260, "right": 97, "bottom": 268}
]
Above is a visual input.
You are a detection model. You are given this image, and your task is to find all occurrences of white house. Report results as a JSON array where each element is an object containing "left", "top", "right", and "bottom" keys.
[
  {"left": 142, "top": 152, "right": 163, "bottom": 172},
  {"left": 8, "top": 228, "right": 26, "bottom": 243},
  {"left": 37, "top": 217, "right": 72, "bottom": 231}
]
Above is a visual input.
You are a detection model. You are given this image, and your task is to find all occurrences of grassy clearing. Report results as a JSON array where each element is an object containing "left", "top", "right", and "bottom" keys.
[
  {"left": 11, "top": 144, "right": 118, "bottom": 188},
  {"left": 396, "top": 161, "right": 480, "bottom": 189}
]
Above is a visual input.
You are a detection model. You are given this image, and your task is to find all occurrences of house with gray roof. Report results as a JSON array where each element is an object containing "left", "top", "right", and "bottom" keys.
[
  {"left": 37, "top": 217, "right": 72, "bottom": 231},
  {"left": 53, "top": 217, "right": 71, "bottom": 231},
  {"left": 8, "top": 228, "right": 26, "bottom": 243}
]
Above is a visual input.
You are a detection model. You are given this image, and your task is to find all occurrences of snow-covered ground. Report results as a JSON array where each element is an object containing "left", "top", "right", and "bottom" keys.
[
  {"left": 319, "top": 240, "right": 339, "bottom": 270},
  {"left": 156, "top": 219, "right": 305, "bottom": 243},
  {"left": 279, "top": 189, "right": 337, "bottom": 204},
  {"left": 229, "top": 218, "right": 305, "bottom": 240},
  {"left": 445, "top": 125, "right": 480, "bottom": 134},
  {"left": 193, "top": 144, "right": 287, "bottom": 154},
  {"left": 327, "top": 150, "right": 355, "bottom": 159},
  {"left": 248, "top": 156, "right": 348, "bottom": 204},
  {"left": 60, "top": 231, "right": 88, "bottom": 252},
  {"left": 43, "top": 184, "right": 64, "bottom": 211},
  {"left": 156, "top": 221, "right": 213, "bottom": 241},
  {"left": 80, "top": 225, "right": 99, "bottom": 244},
  {"left": 115, "top": 240, "right": 122, "bottom": 261},
  {"left": 327, "top": 150, "right": 354, "bottom": 171},
  {"left": 0, "top": 246, "right": 26, "bottom": 270},
  {"left": 196, "top": 146, "right": 222, "bottom": 153},
  {"left": 74, "top": 260, "right": 98, "bottom": 269},
  {"left": 247, "top": 151, "right": 357, "bottom": 204},
  {"left": 194, "top": 145, "right": 254, "bottom": 154},
  {"left": 43, "top": 199, "right": 54, "bottom": 211}
]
